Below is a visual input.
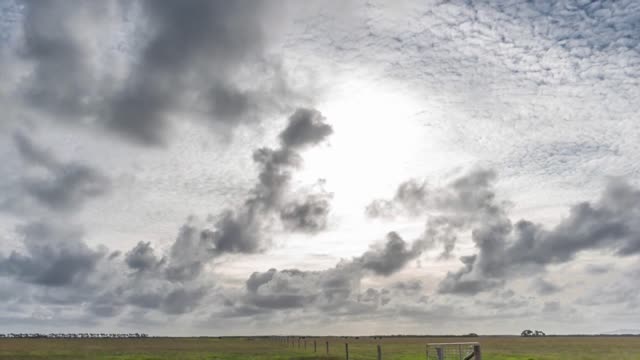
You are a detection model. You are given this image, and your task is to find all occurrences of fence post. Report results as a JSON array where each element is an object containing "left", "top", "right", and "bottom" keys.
[
  {"left": 377, "top": 344, "right": 382, "bottom": 360},
  {"left": 345, "top": 343, "right": 349, "bottom": 360},
  {"left": 304, "top": 340, "right": 307, "bottom": 350},
  {"left": 326, "top": 341, "right": 329, "bottom": 355},
  {"left": 298, "top": 338, "right": 300, "bottom": 348},
  {"left": 425, "top": 344, "right": 428, "bottom": 360},
  {"left": 473, "top": 345, "right": 482, "bottom": 360},
  {"left": 314, "top": 340, "right": 317, "bottom": 352}
]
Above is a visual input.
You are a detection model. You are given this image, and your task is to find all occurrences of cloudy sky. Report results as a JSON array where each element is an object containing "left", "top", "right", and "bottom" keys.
[{"left": 1, "top": 0, "right": 640, "bottom": 336}]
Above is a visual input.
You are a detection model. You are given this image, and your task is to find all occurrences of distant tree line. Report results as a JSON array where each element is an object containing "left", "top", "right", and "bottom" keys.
[
  {"left": 0, "top": 333, "right": 149, "bottom": 339},
  {"left": 521, "top": 329, "right": 546, "bottom": 337}
]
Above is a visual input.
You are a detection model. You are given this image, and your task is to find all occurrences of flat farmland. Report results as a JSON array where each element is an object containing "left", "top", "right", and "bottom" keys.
[{"left": 1, "top": 336, "right": 640, "bottom": 360}]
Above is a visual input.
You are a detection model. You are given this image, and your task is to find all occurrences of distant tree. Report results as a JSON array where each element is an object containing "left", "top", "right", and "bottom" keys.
[
  {"left": 466, "top": 333, "right": 479, "bottom": 337},
  {"left": 522, "top": 329, "right": 546, "bottom": 337},
  {"left": 521, "top": 329, "right": 534, "bottom": 337}
]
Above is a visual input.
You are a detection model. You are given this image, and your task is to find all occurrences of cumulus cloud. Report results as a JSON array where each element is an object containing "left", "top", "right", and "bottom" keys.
[
  {"left": 125, "top": 241, "right": 164, "bottom": 273},
  {"left": 2, "top": 132, "right": 111, "bottom": 213},
  {"left": 18, "top": 0, "right": 109, "bottom": 119},
  {"left": 368, "top": 169, "right": 506, "bottom": 258},
  {"left": 0, "top": 221, "right": 105, "bottom": 287},
  {"left": 228, "top": 265, "right": 358, "bottom": 316},
  {"left": 225, "top": 231, "right": 425, "bottom": 316},
  {"left": 355, "top": 232, "right": 425, "bottom": 276},
  {"left": 106, "top": 0, "right": 292, "bottom": 145},
  {"left": 0, "top": 108, "right": 334, "bottom": 320},
  {"left": 115, "top": 282, "right": 209, "bottom": 316},
  {"left": 160, "top": 287, "right": 208, "bottom": 315},
  {"left": 278, "top": 108, "right": 334, "bottom": 149},
  {"left": 280, "top": 184, "right": 332, "bottom": 233},
  {"left": 11, "top": 1, "right": 309, "bottom": 146},
  {"left": 366, "top": 179, "right": 429, "bottom": 218},
  {"left": 167, "top": 108, "right": 333, "bottom": 261},
  {"left": 439, "top": 177, "right": 640, "bottom": 294},
  {"left": 0, "top": 217, "right": 213, "bottom": 317},
  {"left": 371, "top": 169, "right": 640, "bottom": 295}
]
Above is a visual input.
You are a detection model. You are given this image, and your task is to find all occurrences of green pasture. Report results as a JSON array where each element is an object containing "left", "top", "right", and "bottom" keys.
[{"left": 1, "top": 336, "right": 639, "bottom": 359}]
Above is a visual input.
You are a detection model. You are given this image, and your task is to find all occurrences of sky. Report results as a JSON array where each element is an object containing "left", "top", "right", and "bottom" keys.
[{"left": 0, "top": 0, "right": 640, "bottom": 336}]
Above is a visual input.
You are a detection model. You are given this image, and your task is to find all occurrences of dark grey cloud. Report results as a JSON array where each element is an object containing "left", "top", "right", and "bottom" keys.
[
  {"left": 14, "top": 1, "right": 309, "bottom": 146},
  {"left": 106, "top": 0, "right": 305, "bottom": 146},
  {"left": 125, "top": 241, "right": 164, "bottom": 273},
  {"left": 246, "top": 268, "right": 277, "bottom": 293},
  {"left": 161, "top": 287, "right": 207, "bottom": 315},
  {"left": 13, "top": 131, "right": 56, "bottom": 166},
  {"left": 0, "top": 109, "right": 335, "bottom": 319},
  {"left": 438, "top": 255, "right": 505, "bottom": 295},
  {"left": 280, "top": 191, "right": 332, "bottom": 233},
  {"left": 163, "top": 223, "right": 216, "bottom": 282},
  {"left": 355, "top": 232, "right": 425, "bottom": 276},
  {"left": 250, "top": 148, "right": 301, "bottom": 209},
  {"left": 127, "top": 291, "right": 163, "bottom": 311},
  {"left": 358, "top": 288, "right": 380, "bottom": 304},
  {"left": 5, "top": 132, "right": 111, "bottom": 212},
  {"left": 124, "top": 285, "right": 208, "bottom": 315},
  {"left": 0, "top": 221, "right": 105, "bottom": 286},
  {"left": 229, "top": 264, "right": 358, "bottom": 316},
  {"left": 439, "top": 176, "right": 640, "bottom": 294},
  {"left": 88, "top": 292, "right": 125, "bottom": 318},
  {"left": 372, "top": 169, "right": 640, "bottom": 295},
  {"left": 278, "top": 108, "right": 334, "bottom": 149},
  {"left": 107, "top": 0, "right": 280, "bottom": 144},
  {"left": 18, "top": 1, "right": 106, "bottom": 119},
  {"left": 0, "top": 220, "right": 213, "bottom": 317},
  {"left": 88, "top": 108, "right": 334, "bottom": 289},
  {"left": 368, "top": 169, "right": 505, "bottom": 259},
  {"left": 205, "top": 212, "right": 263, "bottom": 255},
  {"left": 18, "top": 110, "right": 335, "bottom": 317},
  {"left": 172, "top": 108, "right": 333, "bottom": 260},
  {"left": 250, "top": 109, "right": 332, "bottom": 209},
  {"left": 227, "top": 231, "right": 425, "bottom": 315},
  {"left": 21, "top": 165, "right": 110, "bottom": 212}
]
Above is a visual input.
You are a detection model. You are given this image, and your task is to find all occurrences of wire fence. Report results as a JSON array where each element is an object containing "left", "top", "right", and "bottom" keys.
[{"left": 268, "top": 337, "right": 481, "bottom": 360}]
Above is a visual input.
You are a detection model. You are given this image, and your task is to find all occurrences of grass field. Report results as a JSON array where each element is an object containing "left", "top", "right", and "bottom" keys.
[{"left": 1, "top": 336, "right": 640, "bottom": 360}]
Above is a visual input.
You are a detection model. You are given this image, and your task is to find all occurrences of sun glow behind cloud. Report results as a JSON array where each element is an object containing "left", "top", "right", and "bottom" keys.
[{"left": 298, "top": 80, "right": 464, "bottom": 219}]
